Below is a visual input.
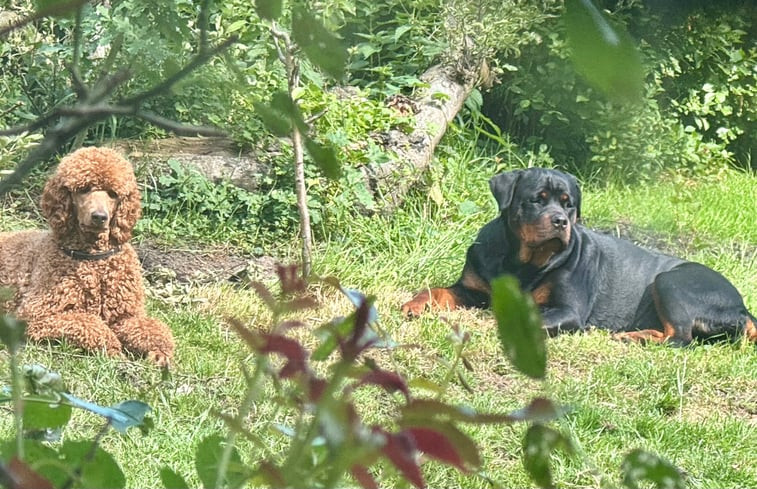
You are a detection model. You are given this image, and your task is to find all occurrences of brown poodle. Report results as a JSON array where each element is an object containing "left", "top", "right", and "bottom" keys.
[{"left": 0, "top": 147, "right": 174, "bottom": 366}]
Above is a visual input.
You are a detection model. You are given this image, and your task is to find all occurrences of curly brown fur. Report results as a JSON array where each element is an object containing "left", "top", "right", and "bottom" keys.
[{"left": 0, "top": 147, "right": 174, "bottom": 367}]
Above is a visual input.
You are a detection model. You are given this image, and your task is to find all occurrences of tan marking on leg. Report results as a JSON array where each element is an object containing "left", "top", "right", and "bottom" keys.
[
  {"left": 745, "top": 317, "right": 757, "bottom": 342},
  {"left": 613, "top": 329, "right": 667, "bottom": 344},
  {"left": 531, "top": 281, "right": 552, "bottom": 306},
  {"left": 401, "top": 288, "right": 460, "bottom": 317}
]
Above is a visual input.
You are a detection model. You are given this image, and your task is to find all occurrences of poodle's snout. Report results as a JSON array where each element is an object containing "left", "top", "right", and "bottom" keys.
[
  {"left": 90, "top": 210, "right": 109, "bottom": 226},
  {"left": 73, "top": 189, "right": 118, "bottom": 231}
]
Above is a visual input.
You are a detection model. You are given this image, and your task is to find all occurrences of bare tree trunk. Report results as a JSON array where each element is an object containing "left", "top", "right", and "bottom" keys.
[
  {"left": 292, "top": 125, "right": 312, "bottom": 277},
  {"left": 272, "top": 22, "right": 312, "bottom": 278}
]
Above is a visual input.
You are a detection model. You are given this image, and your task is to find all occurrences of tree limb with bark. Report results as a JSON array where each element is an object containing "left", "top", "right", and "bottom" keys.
[{"left": 0, "top": 0, "right": 235, "bottom": 195}]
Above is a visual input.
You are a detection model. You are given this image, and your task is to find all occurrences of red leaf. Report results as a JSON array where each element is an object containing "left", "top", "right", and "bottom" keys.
[
  {"left": 351, "top": 464, "right": 378, "bottom": 489},
  {"left": 307, "top": 377, "right": 327, "bottom": 403},
  {"left": 261, "top": 334, "right": 308, "bottom": 378},
  {"left": 407, "top": 427, "right": 467, "bottom": 472},
  {"left": 8, "top": 457, "right": 54, "bottom": 489},
  {"left": 276, "top": 264, "right": 307, "bottom": 294},
  {"left": 257, "top": 461, "right": 286, "bottom": 487},
  {"left": 249, "top": 281, "right": 276, "bottom": 309},
  {"left": 378, "top": 429, "right": 425, "bottom": 489},
  {"left": 227, "top": 318, "right": 263, "bottom": 350},
  {"left": 356, "top": 369, "right": 410, "bottom": 401}
]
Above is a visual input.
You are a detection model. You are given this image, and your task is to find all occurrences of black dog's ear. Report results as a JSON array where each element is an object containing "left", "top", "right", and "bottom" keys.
[
  {"left": 564, "top": 172, "right": 582, "bottom": 220},
  {"left": 489, "top": 170, "right": 523, "bottom": 212}
]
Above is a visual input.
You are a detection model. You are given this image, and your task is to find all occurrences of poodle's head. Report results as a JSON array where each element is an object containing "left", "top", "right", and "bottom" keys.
[{"left": 41, "top": 147, "right": 141, "bottom": 246}]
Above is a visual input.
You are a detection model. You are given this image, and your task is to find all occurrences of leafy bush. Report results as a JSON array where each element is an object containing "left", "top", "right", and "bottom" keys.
[{"left": 483, "top": 1, "right": 756, "bottom": 181}]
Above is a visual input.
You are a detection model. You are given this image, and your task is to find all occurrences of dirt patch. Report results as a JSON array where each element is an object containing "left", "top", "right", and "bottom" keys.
[{"left": 135, "top": 240, "right": 277, "bottom": 285}]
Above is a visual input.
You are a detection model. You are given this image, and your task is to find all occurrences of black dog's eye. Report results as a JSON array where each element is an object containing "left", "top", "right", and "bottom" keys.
[
  {"left": 530, "top": 192, "right": 548, "bottom": 204},
  {"left": 560, "top": 194, "right": 573, "bottom": 207}
]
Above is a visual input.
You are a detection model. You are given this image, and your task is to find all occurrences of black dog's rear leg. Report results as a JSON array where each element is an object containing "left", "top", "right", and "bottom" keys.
[
  {"left": 540, "top": 307, "right": 584, "bottom": 337},
  {"left": 619, "top": 263, "right": 756, "bottom": 345}
]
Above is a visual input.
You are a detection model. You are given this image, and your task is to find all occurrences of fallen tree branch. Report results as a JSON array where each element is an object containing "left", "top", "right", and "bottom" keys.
[{"left": 362, "top": 61, "right": 487, "bottom": 211}]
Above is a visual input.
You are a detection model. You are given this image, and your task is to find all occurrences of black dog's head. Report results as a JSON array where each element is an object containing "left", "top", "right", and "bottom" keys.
[{"left": 489, "top": 168, "right": 581, "bottom": 266}]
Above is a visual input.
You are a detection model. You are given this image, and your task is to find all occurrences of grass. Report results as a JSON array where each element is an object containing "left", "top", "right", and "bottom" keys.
[{"left": 1, "top": 145, "right": 756, "bottom": 488}]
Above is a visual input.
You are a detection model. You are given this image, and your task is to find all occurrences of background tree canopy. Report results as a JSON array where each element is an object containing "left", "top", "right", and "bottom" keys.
[{"left": 1, "top": 0, "right": 754, "bottom": 234}]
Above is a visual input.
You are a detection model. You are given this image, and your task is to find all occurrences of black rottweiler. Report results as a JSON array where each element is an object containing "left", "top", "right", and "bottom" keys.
[{"left": 401, "top": 168, "right": 757, "bottom": 345}]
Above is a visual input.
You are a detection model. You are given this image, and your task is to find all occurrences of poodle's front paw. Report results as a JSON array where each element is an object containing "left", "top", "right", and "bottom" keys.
[{"left": 146, "top": 350, "right": 172, "bottom": 368}]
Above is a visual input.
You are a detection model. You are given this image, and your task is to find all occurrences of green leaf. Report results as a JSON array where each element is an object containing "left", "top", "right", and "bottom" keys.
[
  {"left": 270, "top": 91, "right": 307, "bottom": 134},
  {"left": 0, "top": 314, "right": 26, "bottom": 354},
  {"left": 491, "top": 275, "right": 547, "bottom": 379},
  {"left": 622, "top": 449, "right": 685, "bottom": 489},
  {"left": 1, "top": 440, "right": 66, "bottom": 488},
  {"left": 564, "top": 0, "right": 644, "bottom": 102},
  {"left": 195, "top": 434, "right": 246, "bottom": 489},
  {"left": 522, "top": 424, "right": 573, "bottom": 489},
  {"left": 253, "top": 101, "right": 292, "bottom": 137},
  {"left": 255, "top": 0, "right": 282, "bottom": 21},
  {"left": 305, "top": 138, "right": 342, "bottom": 180},
  {"left": 292, "top": 7, "right": 347, "bottom": 80},
  {"left": 59, "top": 440, "right": 126, "bottom": 489},
  {"left": 34, "top": 0, "right": 81, "bottom": 18},
  {"left": 23, "top": 398, "right": 72, "bottom": 430},
  {"left": 160, "top": 466, "right": 190, "bottom": 489}
]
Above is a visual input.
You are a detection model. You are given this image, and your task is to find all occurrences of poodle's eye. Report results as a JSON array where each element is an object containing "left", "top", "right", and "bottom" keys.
[
  {"left": 77, "top": 186, "right": 92, "bottom": 194},
  {"left": 107, "top": 190, "right": 118, "bottom": 199}
]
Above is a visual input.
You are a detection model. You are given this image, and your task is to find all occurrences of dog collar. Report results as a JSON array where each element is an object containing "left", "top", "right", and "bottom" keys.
[{"left": 60, "top": 246, "right": 121, "bottom": 261}]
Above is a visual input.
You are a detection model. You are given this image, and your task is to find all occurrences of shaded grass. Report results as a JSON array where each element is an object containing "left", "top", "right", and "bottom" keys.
[{"left": 1, "top": 149, "right": 755, "bottom": 488}]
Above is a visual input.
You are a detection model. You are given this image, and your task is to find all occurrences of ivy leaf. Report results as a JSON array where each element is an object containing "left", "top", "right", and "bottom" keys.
[
  {"left": 564, "top": 0, "right": 644, "bottom": 102},
  {"left": 622, "top": 449, "right": 685, "bottom": 489},
  {"left": 255, "top": 0, "right": 282, "bottom": 20},
  {"left": 292, "top": 6, "right": 347, "bottom": 80},
  {"left": 522, "top": 424, "right": 573, "bottom": 489},
  {"left": 305, "top": 137, "right": 342, "bottom": 180},
  {"left": 195, "top": 435, "right": 246, "bottom": 489},
  {"left": 491, "top": 275, "right": 547, "bottom": 379}
]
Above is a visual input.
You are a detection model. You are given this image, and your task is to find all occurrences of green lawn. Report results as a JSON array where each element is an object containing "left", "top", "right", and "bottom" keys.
[{"left": 1, "top": 154, "right": 755, "bottom": 488}]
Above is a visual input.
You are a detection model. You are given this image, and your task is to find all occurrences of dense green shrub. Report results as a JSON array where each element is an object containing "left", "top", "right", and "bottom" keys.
[{"left": 483, "top": 0, "right": 756, "bottom": 181}]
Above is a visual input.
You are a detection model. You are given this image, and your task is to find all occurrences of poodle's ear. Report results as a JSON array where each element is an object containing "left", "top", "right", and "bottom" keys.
[
  {"left": 40, "top": 173, "right": 73, "bottom": 238},
  {"left": 111, "top": 187, "right": 141, "bottom": 245}
]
